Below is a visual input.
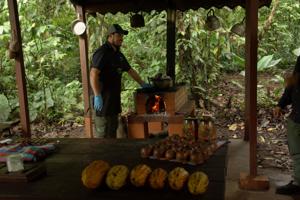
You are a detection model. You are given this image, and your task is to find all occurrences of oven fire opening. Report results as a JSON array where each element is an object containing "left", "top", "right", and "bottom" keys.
[{"left": 146, "top": 94, "right": 166, "bottom": 114}]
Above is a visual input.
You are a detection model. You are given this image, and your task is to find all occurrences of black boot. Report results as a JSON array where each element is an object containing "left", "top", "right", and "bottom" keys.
[{"left": 276, "top": 181, "right": 300, "bottom": 195}]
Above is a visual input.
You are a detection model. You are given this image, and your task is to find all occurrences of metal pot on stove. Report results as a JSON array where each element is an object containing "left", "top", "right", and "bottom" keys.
[{"left": 148, "top": 74, "right": 173, "bottom": 89}]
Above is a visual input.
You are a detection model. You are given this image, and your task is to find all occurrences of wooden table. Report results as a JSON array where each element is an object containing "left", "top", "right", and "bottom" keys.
[{"left": 0, "top": 138, "right": 228, "bottom": 200}]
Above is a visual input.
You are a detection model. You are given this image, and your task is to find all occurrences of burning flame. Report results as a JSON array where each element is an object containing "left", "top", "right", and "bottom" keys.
[
  {"left": 147, "top": 94, "right": 166, "bottom": 113},
  {"left": 152, "top": 95, "right": 161, "bottom": 112}
]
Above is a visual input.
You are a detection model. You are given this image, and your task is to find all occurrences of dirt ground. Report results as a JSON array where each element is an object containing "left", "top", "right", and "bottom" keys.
[{"left": 210, "top": 72, "right": 292, "bottom": 174}]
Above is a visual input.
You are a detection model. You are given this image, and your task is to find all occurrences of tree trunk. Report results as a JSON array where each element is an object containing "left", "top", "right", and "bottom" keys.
[{"left": 258, "top": 0, "right": 280, "bottom": 41}]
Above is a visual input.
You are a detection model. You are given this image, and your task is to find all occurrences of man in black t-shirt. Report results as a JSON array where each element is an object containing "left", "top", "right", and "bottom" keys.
[{"left": 90, "top": 24, "right": 151, "bottom": 138}]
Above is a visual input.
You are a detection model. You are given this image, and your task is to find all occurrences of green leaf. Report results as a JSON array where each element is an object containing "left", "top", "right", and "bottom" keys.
[
  {"left": 0, "top": 94, "right": 11, "bottom": 121},
  {"left": 46, "top": 88, "right": 54, "bottom": 108},
  {"left": 0, "top": 26, "right": 4, "bottom": 35},
  {"left": 257, "top": 55, "right": 281, "bottom": 72},
  {"left": 269, "top": 58, "right": 282, "bottom": 68},
  {"left": 29, "top": 107, "right": 37, "bottom": 122},
  {"left": 293, "top": 48, "right": 300, "bottom": 56},
  {"left": 258, "top": 55, "right": 273, "bottom": 70},
  {"left": 232, "top": 54, "right": 245, "bottom": 70}
]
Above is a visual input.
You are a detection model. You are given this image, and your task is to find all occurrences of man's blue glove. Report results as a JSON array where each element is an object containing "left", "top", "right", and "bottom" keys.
[
  {"left": 141, "top": 83, "right": 152, "bottom": 89},
  {"left": 94, "top": 95, "right": 103, "bottom": 111}
]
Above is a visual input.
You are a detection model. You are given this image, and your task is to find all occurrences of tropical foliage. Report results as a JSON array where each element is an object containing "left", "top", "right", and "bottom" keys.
[{"left": 0, "top": 0, "right": 299, "bottom": 125}]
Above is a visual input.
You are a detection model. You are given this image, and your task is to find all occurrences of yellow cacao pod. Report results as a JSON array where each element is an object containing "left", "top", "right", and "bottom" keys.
[
  {"left": 168, "top": 167, "right": 189, "bottom": 190},
  {"left": 106, "top": 165, "right": 129, "bottom": 190},
  {"left": 188, "top": 171, "right": 209, "bottom": 195},
  {"left": 148, "top": 168, "right": 168, "bottom": 190},
  {"left": 130, "top": 164, "right": 152, "bottom": 187},
  {"left": 81, "top": 160, "right": 110, "bottom": 189}
]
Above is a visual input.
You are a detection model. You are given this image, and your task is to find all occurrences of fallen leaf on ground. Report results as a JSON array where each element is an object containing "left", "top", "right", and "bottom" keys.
[
  {"left": 228, "top": 123, "right": 238, "bottom": 131},
  {"left": 267, "top": 127, "right": 276, "bottom": 132},
  {"left": 258, "top": 136, "right": 266, "bottom": 143}
]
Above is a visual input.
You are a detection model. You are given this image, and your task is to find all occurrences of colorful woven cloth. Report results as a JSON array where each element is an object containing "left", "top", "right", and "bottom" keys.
[{"left": 0, "top": 143, "right": 56, "bottom": 162}]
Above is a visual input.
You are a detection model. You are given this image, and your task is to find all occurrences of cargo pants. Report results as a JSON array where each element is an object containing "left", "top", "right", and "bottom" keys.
[{"left": 94, "top": 115, "right": 118, "bottom": 138}]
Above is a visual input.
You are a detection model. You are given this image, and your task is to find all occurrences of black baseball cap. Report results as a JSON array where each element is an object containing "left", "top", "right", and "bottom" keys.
[{"left": 107, "top": 24, "right": 128, "bottom": 35}]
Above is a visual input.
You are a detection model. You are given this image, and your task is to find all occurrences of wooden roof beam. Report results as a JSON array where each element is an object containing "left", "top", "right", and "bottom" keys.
[{"left": 70, "top": 0, "right": 272, "bottom": 14}]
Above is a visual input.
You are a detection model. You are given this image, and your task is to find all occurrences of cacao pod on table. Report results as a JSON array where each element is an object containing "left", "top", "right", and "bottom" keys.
[
  {"left": 148, "top": 168, "right": 168, "bottom": 190},
  {"left": 130, "top": 164, "right": 152, "bottom": 187},
  {"left": 81, "top": 160, "right": 110, "bottom": 189},
  {"left": 187, "top": 171, "right": 209, "bottom": 195},
  {"left": 168, "top": 167, "right": 189, "bottom": 190},
  {"left": 106, "top": 165, "right": 129, "bottom": 190}
]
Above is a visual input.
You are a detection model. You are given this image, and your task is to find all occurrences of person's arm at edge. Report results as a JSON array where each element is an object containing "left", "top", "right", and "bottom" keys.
[
  {"left": 90, "top": 67, "right": 102, "bottom": 95},
  {"left": 278, "top": 86, "right": 293, "bottom": 109},
  {"left": 274, "top": 86, "right": 293, "bottom": 118},
  {"left": 127, "top": 68, "right": 146, "bottom": 86}
]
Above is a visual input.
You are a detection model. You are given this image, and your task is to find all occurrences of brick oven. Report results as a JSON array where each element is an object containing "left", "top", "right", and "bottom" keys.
[{"left": 127, "top": 85, "right": 195, "bottom": 138}]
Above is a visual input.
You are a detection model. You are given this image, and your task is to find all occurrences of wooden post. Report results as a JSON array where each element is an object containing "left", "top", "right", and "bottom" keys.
[
  {"left": 239, "top": 0, "right": 269, "bottom": 190},
  {"left": 245, "top": 0, "right": 258, "bottom": 177},
  {"left": 167, "top": 9, "right": 176, "bottom": 83},
  {"left": 76, "top": 5, "right": 93, "bottom": 138},
  {"left": 7, "top": 0, "right": 31, "bottom": 137}
]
